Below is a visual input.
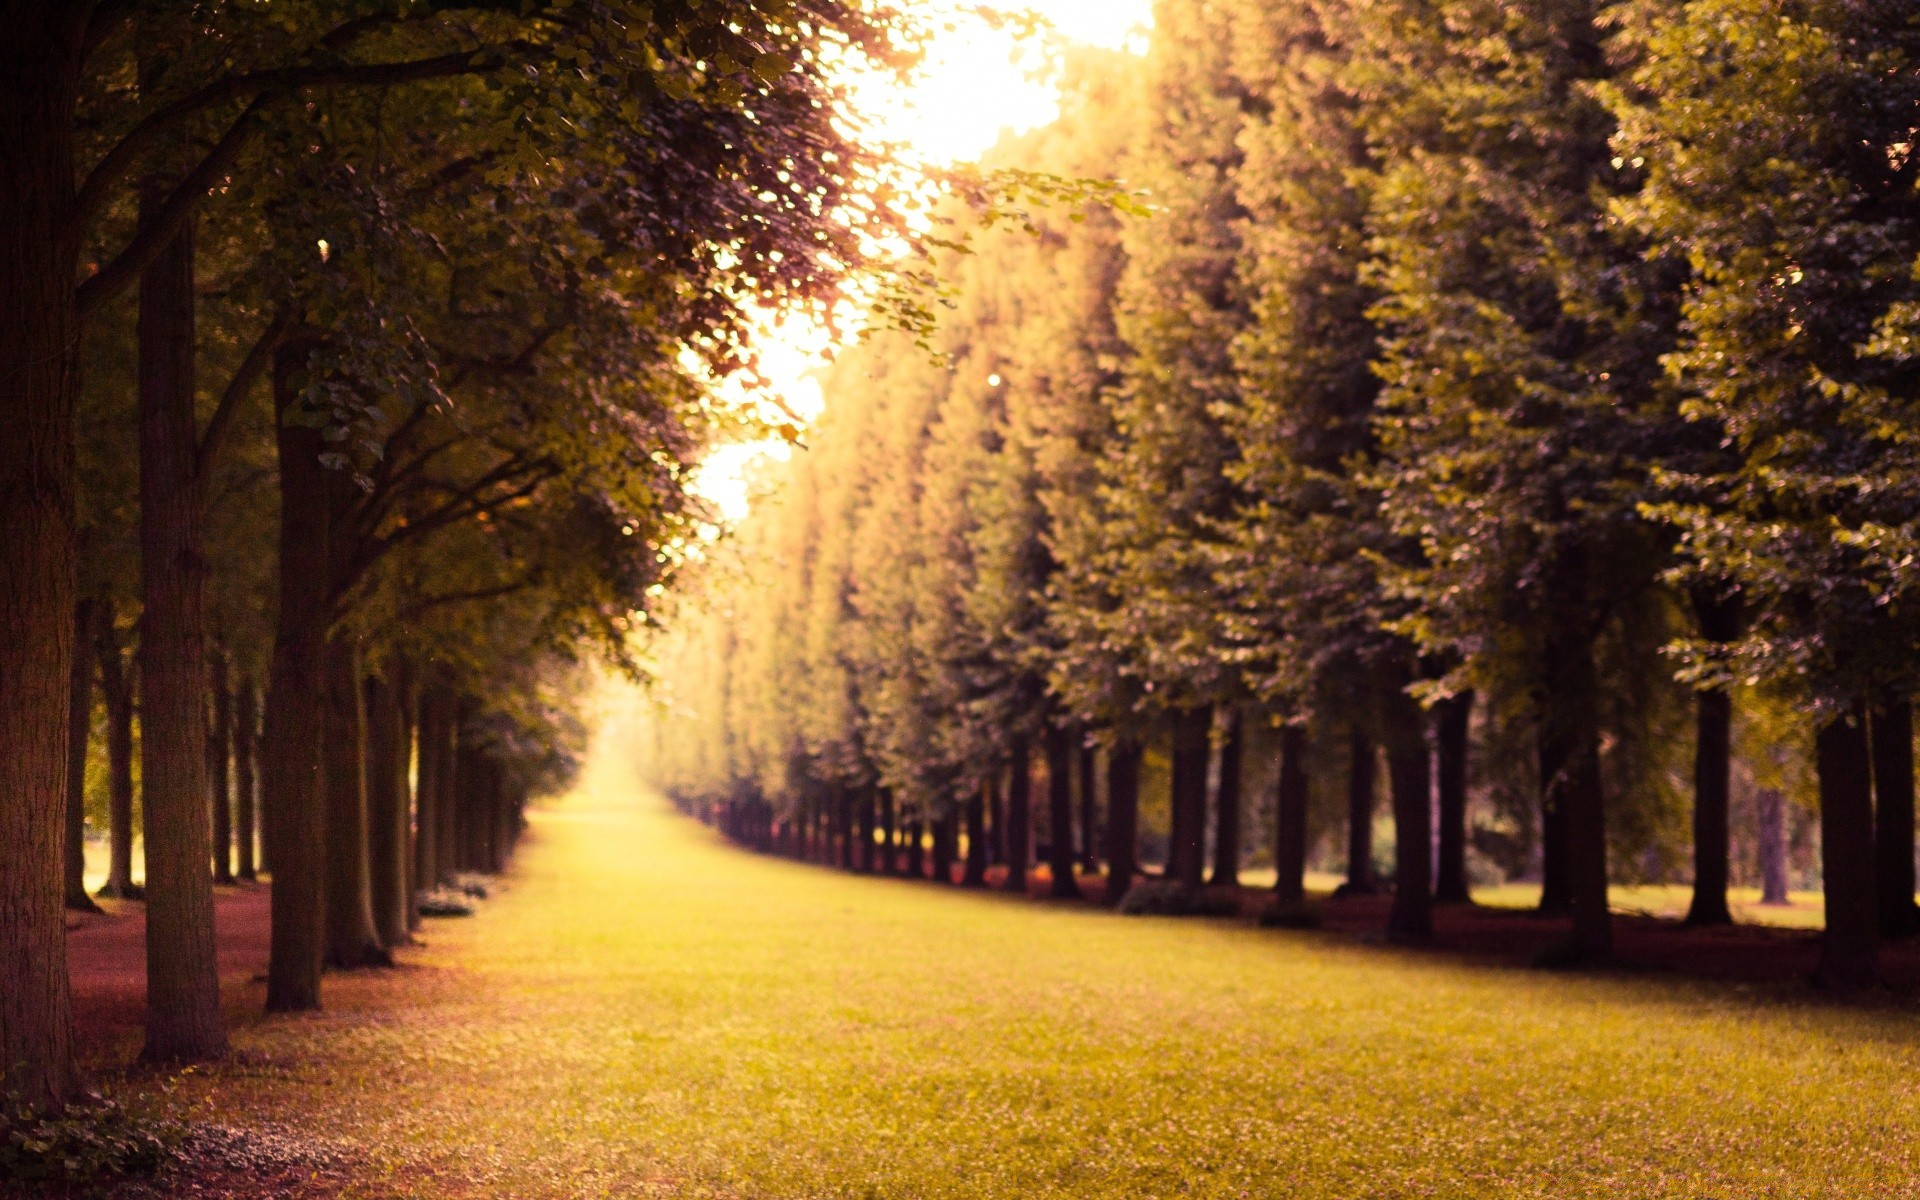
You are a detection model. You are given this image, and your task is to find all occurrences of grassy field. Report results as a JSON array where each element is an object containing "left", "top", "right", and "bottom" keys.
[{"left": 126, "top": 748, "right": 1920, "bottom": 1199}]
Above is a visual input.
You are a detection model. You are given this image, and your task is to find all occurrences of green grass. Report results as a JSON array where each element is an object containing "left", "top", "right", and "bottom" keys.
[{"left": 127, "top": 749, "right": 1920, "bottom": 1198}]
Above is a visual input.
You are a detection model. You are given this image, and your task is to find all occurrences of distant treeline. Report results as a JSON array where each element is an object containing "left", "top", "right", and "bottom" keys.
[{"left": 643, "top": 0, "right": 1920, "bottom": 990}]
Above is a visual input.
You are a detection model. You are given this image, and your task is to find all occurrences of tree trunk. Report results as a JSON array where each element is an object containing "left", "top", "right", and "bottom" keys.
[
  {"left": 878, "top": 787, "right": 897, "bottom": 875},
  {"left": 323, "top": 639, "right": 387, "bottom": 967},
  {"left": 1432, "top": 692, "right": 1472, "bottom": 904},
  {"left": 1872, "top": 698, "right": 1917, "bottom": 937},
  {"left": 66, "top": 599, "right": 101, "bottom": 913},
  {"left": 0, "top": 8, "right": 89, "bottom": 1110},
  {"left": 1078, "top": 739, "right": 1099, "bottom": 872},
  {"left": 1537, "top": 729, "right": 1571, "bottom": 916},
  {"left": 989, "top": 775, "right": 1006, "bottom": 868},
  {"left": 1340, "top": 717, "right": 1377, "bottom": 895},
  {"left": 413, "top": 686, "right": 446, "bottom": 902},
  {"left": 136, "top": 199, "right": 226, "bottom": 1063},
  {"left": 963, "top": 784, "right": 988, "bottom": 886},
  {"left": 855, "top": 786, "right": 876, "bottom": 874},
  {"left": 365, "top": 672, "right": 412, "bottom": 949},
  {"left": 906, "top": 818, "right": 925, "bottom": 878},
  {"left": 1003, "top": 742, "right": 1032, "bottom": 894},
  {"left": 96, "top": 613, "right": 138, "bottom": 898},
  {"left": 1756, "top": 787, "right": 1790, "bottom": 905},
  {"left": 1540, "top": 621, "right": 1610, "bottom": 964},
  {"left": 1044, "top": 726, "right": 1082, "bottom": 899},
  {"left": 1684, "top": 687, "right": 1734, "bottom": 925},
  {"left": 437, "top": 703, "right": 463, "bottom": 883},
  {"left": 1272, "top": 723, "right": 1310, "bottom": 908},
  {"left": 1211, "top": 709, "right": 1242, "bottom": 886},
  {"left": 1105, "top": 736, "right": 1141, "bottom": 905},
  {"left": 264, "top": 340, "right": 332, "bottom": 1012},
  {"left": 234, "top": 674, "right": 258, "bottom": 882},
  {"left": 1169, "top": 706, "right": 1211, "bottom": 890},
  {"left": 930, "top": 811, "right": 954, "bottom": 883},
  {"left": 1816, "top": 706, "right": 1878, "bottom": 989},
  {"left": 208, "top": 651, "right": 234, "bottom": 885},
  {"left": 1381, "top": 682, "right": 1432, "bottom": 941}
]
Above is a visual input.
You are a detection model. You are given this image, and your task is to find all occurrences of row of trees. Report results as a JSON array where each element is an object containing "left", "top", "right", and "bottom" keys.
[
  {"left": 2, "top": 0, "right": 921, "bottom": 1111},
  {"left": 642, "top": 0, "right": 1920, "bottom": 989}
]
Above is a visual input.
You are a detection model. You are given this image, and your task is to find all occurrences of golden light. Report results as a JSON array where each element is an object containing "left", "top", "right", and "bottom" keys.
[{"left": 687, "top": 0, "right": 1153, "bottom": 524}]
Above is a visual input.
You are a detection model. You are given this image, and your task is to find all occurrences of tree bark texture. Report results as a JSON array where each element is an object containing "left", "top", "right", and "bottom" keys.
[
  {"left": 1004, "top": 743, "right": 1033, "bottom": 894},
  {"left": 1432, "top": 692, "right": 1472, "bottom": 904},
  {"left": 209, "top": 651, "right": 234, "bottom": 885},
  {"left": 96, "top": 614, "right": 138, "bottom": 898},
  {"left": 1341, "top": 719, "right": 1377, "bottom": 894},
  {"left": 1536, "top": 730, "right": 1571, "bottom": 916},
  {"left": 1685, "top": 687, "right": 1734, "bottom": 926},
  {"left": 234, "top": 674, "right": 258, "bottom": 881},
  {"left": 1044, "top": 726, "right": 1082, "bottom": 899},
  {"left": 1872, "top": 698, "right": 1917, "bottom": 938},
  {"left": 437, "top": 704, "right": 464, "bottom": 882},
  {"left": 1381, "top": 682, "right": 1433, "bottom": 941},
  {"left": 905, "top": 818, "right": 925, "bottom": 879},
  {"left": 66, "top": 598, "right": 101, "bottom": 912},
  {"left": 1211, "top": 709, "right": 1242, "bottom": 886},
  {"left": 365, "top": 672, "right": 412, "bottom": 948},
  {"left": 963, "top": 784, "right": 988, "bottom": 886},
  {"left": 1816, "top": 707, "right": 1878, "bottom": 989},
  {"left": 1272, "top": 724, "right": 1310, "bottom": 908},
  {"left": 1169, "top": 707, "right": 1210, "bottom": 890},
  {"left": 137, "top": 202, "right": 227, "bottom": 1063},
  {"left": 931, "top": 812, "right": 954, "bottom": 883},
  {"left": 1105, "top": 736, "right": 1141, "bottom": 905},
  {"left": 1756, "top": 787, "right": 1790, "bottom": 904},
  {"left": 323, "top": 639, "right": 387, "bottom": 968},
  {"left": 264, "top": 341, "right": 331, "bottom": 1012}
]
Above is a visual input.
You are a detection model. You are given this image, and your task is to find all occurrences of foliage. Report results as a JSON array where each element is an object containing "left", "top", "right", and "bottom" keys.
[{"left": 1, "top": 1095, "right": 179, "bottom": 1185}]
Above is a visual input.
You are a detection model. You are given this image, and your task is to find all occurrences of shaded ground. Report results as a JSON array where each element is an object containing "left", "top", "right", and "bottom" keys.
[{"left": 50, "top": 751, "right": 1920, "bottom": 1198}]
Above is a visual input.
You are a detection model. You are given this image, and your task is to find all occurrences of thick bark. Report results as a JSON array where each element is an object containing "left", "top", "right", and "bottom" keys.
[
  {"left": 1684, "top": 688, "right": 1734, "bottom": 926},
  {"left": 209, "top": 652, "right": 234, "bottom": 885},
  {"left": 1339, "top": 718, "right": 1377, "bottom": 895},
  {"left": 1105, "top": 736, "right": 1141, "bottom": 905},
  {"left": 323, "top": 639, "right": 387, "bottom": 968},
  {"left": 1003, "top": 742, "right": 1033, "bottom": 894},
  {"left": 1816, "top": 707, "right": 1878, "bottom": 989},
  {"left": 1756, "top": 787, "right": 1791, "bottom": 904},
  {"left": 0, "top": 7, "right": 89, "bottom": 1110},
  {"left": 136, "top": 201, "right": 226, "bottom": 1063},
  {"left": 963, "top": 784, "right": 988, "bottom": 886},
  {"left": 1540, "top": 625, "right": 1611, "bottom": 964},
  {"left": 1432, "top": 692, "right": 1472, "bottom": 904},
  {"left": 1272, "top": 724, "right": 1310, "bottom": 908},
  {"left": 989, "top": 776, "right": 1006, "bottom": 868},
  {"left": 96, "top": 615, "right": 138, "bottom": 898},
  {"left": 264, "top": 340, "right": 331, "bottom": 1012},
  {"left": 1211, "top": 709, "right": 1243, "bottom": 886},
  {"left": 931, "top": 811, "right": 955, "bottom": 883},
  {"left": 1168, "top": 707, "right": 1211, "bottom": 890},
  {"left": 1078, "top": 739, "right": 1099, "bottom": 872},
  {"left": 1044, "top": 726, "right": 1082, "bottom": 899},
  {"left": 1380, "top": 682, "right": 1433, "bottom": 941},
  {"left": 365, "top": 672, "right": 412, "bottom": 948},
  {"left": 234, "top": 675, "right": 258, "bottom": 881},
  {"left": 1872, "top": 698, "right": 1918, "bottom": 938},
  {"left": 66, "top": 599, "right": 102, "bottom": 912}
]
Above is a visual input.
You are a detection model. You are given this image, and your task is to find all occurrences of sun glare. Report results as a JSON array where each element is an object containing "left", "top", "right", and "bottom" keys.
[{"left": 687, "top": 0, "right": 1153, "bottom": 524}]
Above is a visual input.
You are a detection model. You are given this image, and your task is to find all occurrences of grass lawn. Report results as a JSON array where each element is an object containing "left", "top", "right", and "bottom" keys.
[{"left": 116, "top": 748, "right": 1920, "bottom": 1199}]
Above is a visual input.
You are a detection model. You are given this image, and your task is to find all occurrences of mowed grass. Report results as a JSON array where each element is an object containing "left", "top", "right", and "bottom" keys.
[{"left": 132, "top": 749, "right": 1920, "bottom": 1199}]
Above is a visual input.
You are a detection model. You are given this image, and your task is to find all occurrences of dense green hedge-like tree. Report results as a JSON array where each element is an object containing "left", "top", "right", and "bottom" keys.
[{"left": 1610, "top": 0, "right": 1920, "bottom": 986}]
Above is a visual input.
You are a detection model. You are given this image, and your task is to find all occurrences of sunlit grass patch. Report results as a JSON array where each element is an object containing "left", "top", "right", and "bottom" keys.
[{"left": 120, "top": 751, "right": 1920, "bottom": 1199}]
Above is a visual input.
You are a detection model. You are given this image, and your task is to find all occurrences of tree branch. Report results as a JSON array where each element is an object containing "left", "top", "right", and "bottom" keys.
[
  {"left": 73, "top": 46, "right": 510, "bottom": 236},
  {"left": 196, "top": 306, "right": 292, "bottom": 485},
  {"left": 75, "top": 94, "right": 274, "bottom": 319}
]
